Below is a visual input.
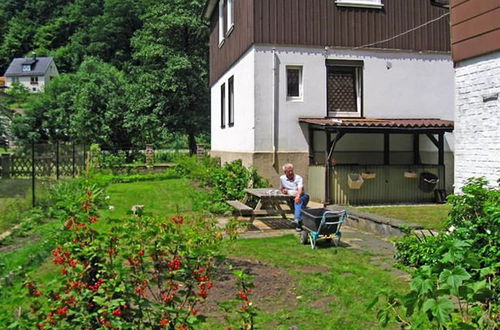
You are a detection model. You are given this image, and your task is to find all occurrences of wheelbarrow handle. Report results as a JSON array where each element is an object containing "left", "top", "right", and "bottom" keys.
[{"left": 321, "top": 210, "right": 347, "bottom": 224}]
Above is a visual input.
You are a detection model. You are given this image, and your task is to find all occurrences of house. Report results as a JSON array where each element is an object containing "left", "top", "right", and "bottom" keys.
[
  {"left": 451, "top": 0, "right": 500, "bottom": 190},
  {"left": 203, "top": 0, "right": 455, "bottom": 205},
  {"left": 3, "top": 54, "right": 59, "bottom": 93}
]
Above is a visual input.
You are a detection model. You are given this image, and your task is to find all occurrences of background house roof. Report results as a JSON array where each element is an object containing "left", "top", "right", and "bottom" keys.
[{"left": 4, "top": 57, "right": 54, "bottom": 77}]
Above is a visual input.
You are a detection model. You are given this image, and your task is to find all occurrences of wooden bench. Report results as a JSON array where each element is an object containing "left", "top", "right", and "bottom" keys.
[{"left": 226, "top": 200, "right": 254, "bottom": 221}]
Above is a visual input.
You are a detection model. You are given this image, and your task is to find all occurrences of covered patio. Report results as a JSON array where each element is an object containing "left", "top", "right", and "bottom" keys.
[{"left": 300, "top": 118, "right": 454, "bottom": 205}]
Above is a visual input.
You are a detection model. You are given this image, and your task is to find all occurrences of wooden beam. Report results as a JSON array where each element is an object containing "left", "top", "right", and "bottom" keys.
[
  {"left": 308, "top": 126, "right": 314, "bottom": 165},
  {"left": 413, "top": 134, "right": 421, "bottom": 165},
  {"left": 426, "top": 133, "right": 439, "bottom": 148},
  {"left": 438, "top": 133, "right": 444, "bottom": 165},
  {"left": 325, "top": 132, "right": 332, "bottom": 205},
  {"left": 384, "top": 133, "right": 390, "bottom": 165}
]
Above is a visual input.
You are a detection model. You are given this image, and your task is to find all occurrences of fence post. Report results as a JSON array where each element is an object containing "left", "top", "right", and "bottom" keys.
[
  {"left": 1, "top": 153, "right": 11, "bottom": 179},
  {"left": 72, "top": 142, "right": 76, "bottom": 178},
  {"left": 32, "top": 142, "right": 35, "bottom": 207},
  {"left": 56, "top": 140, "right": 60, "bottom": 180}
]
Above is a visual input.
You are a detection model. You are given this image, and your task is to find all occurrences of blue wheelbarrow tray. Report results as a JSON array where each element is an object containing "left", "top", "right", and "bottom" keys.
[{"left": 299, "top": 208, "right": 347, "bottom": 249}]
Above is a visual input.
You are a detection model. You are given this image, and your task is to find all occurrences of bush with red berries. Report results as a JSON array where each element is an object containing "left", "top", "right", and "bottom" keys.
[{"left": 22, "top": 183, "right": 233, "bottom": 329}]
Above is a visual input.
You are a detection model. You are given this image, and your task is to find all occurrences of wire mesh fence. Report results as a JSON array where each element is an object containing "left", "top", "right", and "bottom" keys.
[{"left": 0, "top": 142, "right": 87, "bottom": 206}]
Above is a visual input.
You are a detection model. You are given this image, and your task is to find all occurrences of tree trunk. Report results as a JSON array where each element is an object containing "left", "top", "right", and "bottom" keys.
[{"left": 188, "top": 131, "right": 196, "bottom": 156}]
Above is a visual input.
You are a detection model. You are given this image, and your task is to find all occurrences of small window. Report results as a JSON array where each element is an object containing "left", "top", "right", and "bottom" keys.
[
  {"left": 228, "top": 76, "right": 234, "bottom": 126},
  {"left": 326, "top": 60, "right": 363, "bottom": 117},
  {"left": 335, "top": 0, "right": 383, "bottom": 9},
  {"left": 227, "top": 0, "right": 234, "bottom": 34},
  {"left": 220, "top": 83, "right": 226, "bottom": 128},
  {"left": 286, "top": 66, "right": 303, "bottom": 100},
  {"left": 12, "top": 77, "right": 19, "bottom": 83},
  {"left": 218, "top": 0, "right": 225, "bottom": 46},
  {"left": 22, "top": 64, "right": 31, "bottom": 72},
  {"left": 30, "top": 77, "right": 38, "bottom": 85}
]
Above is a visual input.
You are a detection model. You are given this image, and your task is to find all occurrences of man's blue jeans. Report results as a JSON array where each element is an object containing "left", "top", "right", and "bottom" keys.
[{"left": 293, "top": 194, "right": 310, "bottom": 221}]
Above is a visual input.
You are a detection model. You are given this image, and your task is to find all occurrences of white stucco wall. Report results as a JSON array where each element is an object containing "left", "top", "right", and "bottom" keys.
[
  {"left": 211, "top": 47, "right": 256, "bottom": 152},
  {"left": 454, "top": 51, "right": 500, "bottom": 191},
  {"left": 253, "top": 45, "right": 455, "bottom": 152}
]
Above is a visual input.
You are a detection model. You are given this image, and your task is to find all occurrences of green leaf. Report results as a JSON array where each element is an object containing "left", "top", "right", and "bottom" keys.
[
  {"left": 440, "top": 266, "right": 470, "bottom": 291},
  {"left": 422, "top": 298, "right": 436, "bottom": 313},
  {"left": 432, "top": 297, "right": 454, "bottom": 325}
]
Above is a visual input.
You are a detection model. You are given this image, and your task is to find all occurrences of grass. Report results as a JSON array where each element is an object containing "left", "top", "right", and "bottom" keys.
[
  {"left": 200, "top": 235, "right": 407, "bottom": 329},
  {"left": 0, "top": 177, "right": 210, "bottom": 323},
  {"left": 0, "top": 179, "right": 54, "bottom": 233},
  {"left": 0, "top": 176, "right": 410, "bottom": 328},
  {"left": 356, "top": 204, "right": 451, "bottom": 231}
]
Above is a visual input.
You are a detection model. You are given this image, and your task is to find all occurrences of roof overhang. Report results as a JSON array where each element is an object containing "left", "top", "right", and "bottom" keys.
[
  {"left": 299, "top": 118, "right": 454, "bottom": 134},
  {"left": 202, "top": 0, "right": 218, "bottom": 19}
]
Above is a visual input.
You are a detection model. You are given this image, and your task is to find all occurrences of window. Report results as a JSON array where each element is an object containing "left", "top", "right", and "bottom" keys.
[
  {"left": 12, "top": 77, "right": 19, "bottom": 83},
  {"left": 286, "top": 66, "right": 303, "bottom": 100},
  {"left": 227, "top": 0, "right": 234, "bottom": 34},
  {"left": 326, "top": 60, "right": 363, "bottom": 117},
  {"left": 220, "top": 83, "right": 226, "bottom": 128},
  {"left": 22, "top": 64, "right": 31, "bottom": 72},
  {"left": 218, "top": 0, "right": 225, "bottom": 46},
  {"left": 228, "top": 76, "right": 234, "bottom": 126},
  {"left": 30, "top": 77, "right": 39, "bottom": 85},
  {"left": 335, "top": 0, "right": 383, "bottom": 9}
]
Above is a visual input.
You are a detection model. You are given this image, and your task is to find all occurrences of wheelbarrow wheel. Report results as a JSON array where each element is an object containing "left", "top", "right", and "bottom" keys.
[{"left": 300, "top": 231, "right": 308, "bottom": 245}]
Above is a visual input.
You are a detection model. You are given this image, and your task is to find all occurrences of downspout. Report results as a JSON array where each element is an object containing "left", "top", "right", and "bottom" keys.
[{"left": 272, "top": 48, "right": 278, "bottom": 168}]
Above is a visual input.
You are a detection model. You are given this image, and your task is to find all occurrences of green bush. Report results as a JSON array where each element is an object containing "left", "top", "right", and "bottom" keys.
[
  {"left": 377, "top": 178, "right": 500, "bottom": 329},
  {"left": 174, "top": 156, "right": 268, "bottom": 214}
]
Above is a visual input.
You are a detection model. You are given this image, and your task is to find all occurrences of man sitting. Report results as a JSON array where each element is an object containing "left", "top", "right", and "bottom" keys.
[{"left": 280, "top": 163, "right": 310, "bottom": 232}]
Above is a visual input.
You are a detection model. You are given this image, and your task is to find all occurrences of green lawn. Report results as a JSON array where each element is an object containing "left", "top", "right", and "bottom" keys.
[
  {"left": 356, "top": 204, "right": 451, "bottom": 231},
  {"left": 200, "top": 235, "right": 407, "bottom": 329},
  {"left": 1, "top": 177, "right": 410, "bottom": 328}
]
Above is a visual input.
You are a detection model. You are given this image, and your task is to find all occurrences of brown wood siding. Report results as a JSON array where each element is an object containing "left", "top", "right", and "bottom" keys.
[
  {"left": 208, "top": 0, "right": 451, "bottom": 85},
  {"left": 253, "top": 0, "right": 450, "bottom": 51},
  {"left": 209, "top": 0, "right": 254, "bottom": 85},
  {"left": 451, "top": 0, "right": 500, "bottom": 62}
]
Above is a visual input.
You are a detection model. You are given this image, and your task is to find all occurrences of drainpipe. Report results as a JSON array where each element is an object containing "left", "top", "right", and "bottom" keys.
[{"left": 272, "top": 48, "right": 278, "bottom": 168}]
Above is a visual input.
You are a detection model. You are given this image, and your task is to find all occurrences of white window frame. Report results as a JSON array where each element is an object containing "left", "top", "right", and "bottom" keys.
[
  {"left": 335, "top": 0, "right": 383, "bottom": 9},
  {"left": 286, "top": 65, "right": 303, "bottom": 102},
  {"left": 218, "top": 0, "right": 225, "bottom": 47},
  {"left": 226, "top": 0, "right": 234, "bottom": 35},
  {"left": 326, "top": 61, "right": 363, "bottom": 118},
  {"left": 22, "top": 64, "right": 31, "bottom": 72}
]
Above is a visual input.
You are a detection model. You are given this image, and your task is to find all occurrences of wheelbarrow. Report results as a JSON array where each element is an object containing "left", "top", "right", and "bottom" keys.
[{"left": 299, "top": 208, "right": 347, "bottom": 249}]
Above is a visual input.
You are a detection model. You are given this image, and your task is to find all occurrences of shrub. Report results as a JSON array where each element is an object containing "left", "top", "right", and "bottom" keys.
[
  {"left": 20, "top": 184, "right": 234, "bottom": 329},
  {"left": 374, "top": 178, "right": 500, "bottom": 329}
]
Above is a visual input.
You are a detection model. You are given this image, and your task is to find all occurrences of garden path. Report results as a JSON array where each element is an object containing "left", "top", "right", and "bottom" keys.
[{"left": 218, "top": 202, "right": 409, "bottom": 280}]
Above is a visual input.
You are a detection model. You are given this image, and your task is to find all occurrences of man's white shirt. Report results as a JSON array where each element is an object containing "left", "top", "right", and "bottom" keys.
[{"left": 280, "top": 174, "right": 304, "bottom": 196}]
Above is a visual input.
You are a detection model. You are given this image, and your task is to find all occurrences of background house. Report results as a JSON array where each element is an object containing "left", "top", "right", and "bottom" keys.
[
  {"left": 451, "top": 0, "right": 500, "bottom": 190},
  {"left": 3, "top": 55, "right": 59, "bottom": 93},
  {"left": 204, "top": 0, "right": 455, "bottom": 205}
]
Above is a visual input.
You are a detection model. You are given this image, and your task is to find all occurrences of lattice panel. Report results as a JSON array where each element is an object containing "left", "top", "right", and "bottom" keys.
[{"left": 327, "top": 68, "right": 357, "bottom": 113}]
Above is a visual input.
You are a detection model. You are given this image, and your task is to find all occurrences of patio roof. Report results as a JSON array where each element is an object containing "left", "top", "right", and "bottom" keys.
[{"left": 299, "top": 118, "right": 454, "bottom": 133}]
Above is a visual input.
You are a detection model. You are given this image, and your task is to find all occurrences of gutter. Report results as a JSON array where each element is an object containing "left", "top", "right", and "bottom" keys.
[{"left": 272, "top": 48, "right": 278, "bottom": 167}]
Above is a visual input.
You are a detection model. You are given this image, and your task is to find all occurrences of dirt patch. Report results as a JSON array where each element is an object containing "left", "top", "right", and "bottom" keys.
[
  {"left": 198, "top": 257, "right": 298, "bottom": 318},
  {"left": 0, "top": 233, "right": 41, "bottom": 253},
  {"left": 310, "top": 296, "right": 336, "bottom": 313}
]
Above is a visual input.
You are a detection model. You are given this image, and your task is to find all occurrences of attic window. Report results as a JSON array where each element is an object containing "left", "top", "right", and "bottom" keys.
[
  {"left": 22, "top": 64, "right": 32, "bottom": 72},
  {"left": 335, "top": 0, "right": 383, "bottom": 9}
]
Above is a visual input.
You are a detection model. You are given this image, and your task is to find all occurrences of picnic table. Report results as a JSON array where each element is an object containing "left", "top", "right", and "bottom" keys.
[{"left": 227, "top": 188, "right": 294, "bottom": 221}]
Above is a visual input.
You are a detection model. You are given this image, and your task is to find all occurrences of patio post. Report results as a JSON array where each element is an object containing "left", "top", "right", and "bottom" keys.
[
  {"left": 324, "top": 131, "right": 331, "bottom": 205},
  {"left": 384, "top": 133, "right": 390, "bottom": 165},
  {"left": 413, "top": 133, "right": 421, "bottom": 164}
]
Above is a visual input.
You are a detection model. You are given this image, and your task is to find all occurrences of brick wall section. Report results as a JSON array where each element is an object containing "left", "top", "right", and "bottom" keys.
[{"left": 454, "top": 51, "right": 500, "bottom": 191}]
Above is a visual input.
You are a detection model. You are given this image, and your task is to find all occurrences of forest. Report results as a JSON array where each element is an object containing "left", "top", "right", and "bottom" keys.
[{"left": 0, "top": 0, "right": 209, "bottom": 152}]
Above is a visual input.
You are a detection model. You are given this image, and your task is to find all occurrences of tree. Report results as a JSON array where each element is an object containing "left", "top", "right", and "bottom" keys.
[
  {"left": 12, "top": 57, "right": 133, "bottom": 149},
  {"left": 129, "top": 0, "right": 210, "bottom": 154}
]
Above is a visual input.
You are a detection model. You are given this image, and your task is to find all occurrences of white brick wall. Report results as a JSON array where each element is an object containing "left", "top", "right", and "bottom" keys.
[{"left": 454, "top": 51, "right": 500, "bottom": 191}]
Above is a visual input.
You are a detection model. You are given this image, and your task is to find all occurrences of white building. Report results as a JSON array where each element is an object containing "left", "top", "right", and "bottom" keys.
[
  {"left": 204, "top": 0, "right": 455, "bottom": 205},
  {"left": 4, "top": 55, "right": 59, "bottom": 93}
]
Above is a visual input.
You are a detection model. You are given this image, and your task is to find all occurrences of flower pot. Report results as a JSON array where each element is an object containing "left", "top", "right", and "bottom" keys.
[
  {"left": 361, "top": 172, "right": 376, "bottom": 179},
  {"left": 347, "top": 173, "right": 364, "bottom": 189}
]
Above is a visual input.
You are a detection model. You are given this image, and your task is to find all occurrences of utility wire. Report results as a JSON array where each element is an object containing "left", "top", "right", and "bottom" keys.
[{"left": 352, "top": 12, "right": 449, "bottom": 50}]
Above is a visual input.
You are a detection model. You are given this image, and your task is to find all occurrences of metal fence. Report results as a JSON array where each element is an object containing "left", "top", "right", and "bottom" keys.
[{"left": 0, "top": 142, "right": 87, "bottom": 206}]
